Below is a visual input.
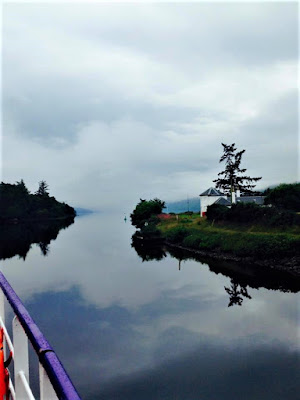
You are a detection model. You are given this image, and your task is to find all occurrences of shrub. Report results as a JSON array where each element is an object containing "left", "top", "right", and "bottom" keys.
[
  {"left": 206, "top": 204, "right": 229, "bottom": 221},
  {"left": 165, "top": 227, "right": 189, "bottom": 244},
  {"left": 182, "top": 234, "right": 202, "bottom": 249},
  {"left": 207, "top": 201, "right": 300, "bottom": 228},
  {"left": 130, "top": 198, "right": 166, "bottom": 228},
  {"left": 139, "top": 223, "right": 161, "bottom": 239},
  {"left": 196, "top": 233, "right": 222, "bottom": 250},
  {"left": 264, "top": 183, "right": 300, "bottom": 211}
]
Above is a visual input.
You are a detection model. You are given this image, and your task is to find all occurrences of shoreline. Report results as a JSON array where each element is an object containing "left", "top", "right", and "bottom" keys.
[
  {"left": 155, "top": 213, "right": 300, "bottom": 278},
  {"left": 0, "top": 215, "right": 76, "bottom": 225},
  {"left": 165, "top": 240, "right": 300, "bottom": 277}
]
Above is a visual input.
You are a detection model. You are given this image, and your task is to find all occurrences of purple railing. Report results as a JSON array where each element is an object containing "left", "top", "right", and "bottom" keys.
[{"left": 0, "top": 271, "right": 81, "bottom": 400}]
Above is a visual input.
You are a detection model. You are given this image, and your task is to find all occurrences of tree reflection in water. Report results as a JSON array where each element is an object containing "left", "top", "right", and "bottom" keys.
[
  {"left": 38, "top": 242, "right": 50, "bottom": 257},
  {"left": 131, "top": 235, "right": 300, "bottom": 307},
  {"left": 224, "top": 278, "right": 252, "bottom": 307},
  {"left": 0, "top": 218, "right": 75, "bottom": 261},
  {"left": 131, "top": 233, "right": 166, "bottom": 262}
]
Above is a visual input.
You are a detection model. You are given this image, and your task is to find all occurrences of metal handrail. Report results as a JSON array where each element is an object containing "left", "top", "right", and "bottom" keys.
[{"left": 0, "top": 271, "right": 81, "bottom": 400}]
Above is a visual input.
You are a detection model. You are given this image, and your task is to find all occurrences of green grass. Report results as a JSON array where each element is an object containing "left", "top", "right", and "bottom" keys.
[{"left": 158, "top": 213, "right": 300, "bottom": 259}]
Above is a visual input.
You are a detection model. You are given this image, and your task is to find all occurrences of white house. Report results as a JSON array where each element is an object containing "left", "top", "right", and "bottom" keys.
[
  {"left": 199, "top": 187, "right": 230, "bottom": 216},
  {"left": 199, "top": 186, "right": 265, "bottom": 217}
]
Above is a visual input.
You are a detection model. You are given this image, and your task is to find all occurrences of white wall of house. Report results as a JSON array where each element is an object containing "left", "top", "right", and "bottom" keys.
[{"left": 200, "top": 195, "right": 227, "bottom": 216}]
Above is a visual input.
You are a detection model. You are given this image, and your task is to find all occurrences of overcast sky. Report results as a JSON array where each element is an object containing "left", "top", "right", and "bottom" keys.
[{"left": 2, "top": 2, "right": 298, "bottom": 211}]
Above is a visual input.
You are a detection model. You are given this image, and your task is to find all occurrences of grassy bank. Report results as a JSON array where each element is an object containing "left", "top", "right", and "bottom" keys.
[{"left": 158, "top": 214, "right": 300, "bottom": 260}]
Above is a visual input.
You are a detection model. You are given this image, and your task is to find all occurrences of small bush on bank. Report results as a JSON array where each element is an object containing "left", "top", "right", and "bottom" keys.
[
  {"left": 131, "top": 198, "right": 166, "bottom": 228},
  {"left": 206, "top": 204, "right": 229, "bottom": 221},
  {"left": 182, "top": 234, "right": 202, "bottom": 249},
  {"left": 184, "top": 232, "right": 223, "bottom": 251},
  {"left": 223, "top": 233, "right": 300, "bottom": 258},
  {"left": 164, "top": 226, "right": 189, "bottom": 244},
  {"left": 139, "top": 223, "right": 161, "bottom": 239}
]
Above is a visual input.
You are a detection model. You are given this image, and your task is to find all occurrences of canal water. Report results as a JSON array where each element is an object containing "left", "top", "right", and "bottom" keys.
[{"left": 1, "top": 213, "right": 299, "bottom": 399}]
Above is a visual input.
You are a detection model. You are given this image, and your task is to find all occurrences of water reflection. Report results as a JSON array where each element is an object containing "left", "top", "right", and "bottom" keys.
[
  {"left": 26, "top": 287, "right": 299, "bottom": 400},
  {"left": 131, "top": 235, "right": 300, "bottom": 307},
  {"left": 224, "top": 279, "right": 252, "bottom": 307},
  {"left": 1, "top": 214, "right": 299, "bottom": 400},
  {"left": 0, "top": 218, "right": 74, "bottom": 260},
  {"left": 131, "top": 233, "right": 166, "bottom": 262}
]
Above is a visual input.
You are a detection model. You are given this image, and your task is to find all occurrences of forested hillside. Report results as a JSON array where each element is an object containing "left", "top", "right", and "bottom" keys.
[{"left": 0, "top": 180, "right": 76, "bottom": 222}]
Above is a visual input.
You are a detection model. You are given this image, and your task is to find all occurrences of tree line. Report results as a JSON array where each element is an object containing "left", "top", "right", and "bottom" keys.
[{"left": 0, "top": 180, "right": 76, "bottom": 222}]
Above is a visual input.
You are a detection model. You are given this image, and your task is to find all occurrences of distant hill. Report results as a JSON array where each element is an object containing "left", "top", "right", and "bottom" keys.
[
  {"left": 75, "top": 208, "right": 95, "bottom": 216},
  {"left": 164, "top": 197, "right": 200, "bottom": 214}
]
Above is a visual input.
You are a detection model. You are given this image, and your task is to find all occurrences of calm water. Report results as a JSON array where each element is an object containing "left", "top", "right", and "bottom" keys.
[{"left": 1, "top": 213, "right": 299, "bottom": 399}]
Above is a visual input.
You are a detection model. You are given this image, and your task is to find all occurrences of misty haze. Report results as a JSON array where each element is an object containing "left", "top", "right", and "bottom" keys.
[{"left": 1, "top": 3, "right": 299, "bottom": 400}]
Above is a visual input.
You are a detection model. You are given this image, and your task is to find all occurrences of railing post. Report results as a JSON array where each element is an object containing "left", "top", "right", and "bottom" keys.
[
  {"left": 0, "top": 272, "right": 81, "bottom": 400},
  {"left": 0, "top": 290, "right": 6, "bottom": 358},
  {"left": 13, "top": 316, "right": 32, "bottom": 399},
  {"left": 0, "top": 291, "right": 5, "bottom": 325},
  {"left": 39, "top": 362, "right": 58, "bottom": 400}
]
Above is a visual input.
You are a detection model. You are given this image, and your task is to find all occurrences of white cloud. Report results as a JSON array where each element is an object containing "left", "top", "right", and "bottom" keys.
[{"left": 2, "top": 3, "right": 298, "bottom": 207}]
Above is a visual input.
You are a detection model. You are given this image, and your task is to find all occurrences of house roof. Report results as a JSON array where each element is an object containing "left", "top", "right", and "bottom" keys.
[
  {"left": 237, "top": 196, "right": 265, "bottom": 205},
  {"left": 200, "top": 187, "right": 224, "bottom": 196},
  {"left": 214, "top": 197, "right": 231, "bottom": 206}
]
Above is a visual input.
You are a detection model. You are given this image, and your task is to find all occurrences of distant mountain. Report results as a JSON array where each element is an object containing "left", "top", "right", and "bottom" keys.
[
  {"left": 164, "top": 197, "right": 200, "bottom": 214},
  {"left": 75, "top": 207, "right": 95, "bottom": 216}
]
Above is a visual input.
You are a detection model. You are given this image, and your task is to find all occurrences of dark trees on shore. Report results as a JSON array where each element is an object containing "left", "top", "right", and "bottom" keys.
[
  {"left": 130, "top": 198, "right": 165, "bottom": 229},
  {"left": 35, "top": 180, "right": 49, "bottom": 197},
  {"left": 264, "top": 183, "right": 300, "bottom": 212},
  {"left": 0, "top": 180, "right": 76, "bottom": 222}
]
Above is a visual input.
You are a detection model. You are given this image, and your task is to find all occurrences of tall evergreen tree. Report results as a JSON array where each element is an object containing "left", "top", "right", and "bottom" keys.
[
  {"left": 213, "top": 143, "right": 261, "bottom": 201},
  {"left": 35, "top": 180, "right": 49, "bottom": 197},
  {"left": 16, "top": 179, "right": 30, "bottom": 195}
]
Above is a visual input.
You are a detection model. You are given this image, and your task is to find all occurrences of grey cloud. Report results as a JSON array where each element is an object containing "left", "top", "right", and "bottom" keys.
[
  {"left": 241, "top": 90, "right": 298, "bottom": 140},
  {"left": 239, "top": 90, "right": 299, "bottom": 186},
  {"left": 2, "top": 3, "right": 298, "bottom": 207},
  {"left": 215, "top": 3, "right": 298, "bottom": 66},
  {"left": 41, "top": 3, "right": 298, "bottom": 68},
  {"left": 87, "top": 3, "right": 297, "bottom": 71},
  {"left": 3, "top": 91, "right": 203, "bottom": 145},
  {"left": 3, "top": 3, "right": 297, "bottom": 142}
]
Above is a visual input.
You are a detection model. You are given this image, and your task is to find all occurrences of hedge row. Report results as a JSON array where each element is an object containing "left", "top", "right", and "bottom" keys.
[{"left": 206, "top": 202, "right": 300, "bottom": 227}]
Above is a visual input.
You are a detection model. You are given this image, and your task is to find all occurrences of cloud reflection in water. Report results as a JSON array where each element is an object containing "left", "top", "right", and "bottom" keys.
[{"left": 1, "top": 213, "right": 299, "bottom": 399}]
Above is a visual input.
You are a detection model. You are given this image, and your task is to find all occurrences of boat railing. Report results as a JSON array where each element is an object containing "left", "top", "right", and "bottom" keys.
[{"left": 0, "top": 271, "right": 81, "bottom": 399}]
